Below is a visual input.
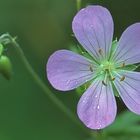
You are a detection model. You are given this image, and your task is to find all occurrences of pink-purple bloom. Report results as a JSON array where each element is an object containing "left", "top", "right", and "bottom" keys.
[{"left": 46, "top": 5, "right": 140, "bottom": 129}]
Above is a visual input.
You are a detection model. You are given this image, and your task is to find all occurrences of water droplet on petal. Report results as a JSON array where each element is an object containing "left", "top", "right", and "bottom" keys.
[
  {"left": 99, "top": 124, "right": 102, "bottom": 129},
  {"left": 95, "top": 95, "right": 98, "bottom": 98},
  {"left": 97, "top": 105, "right": 100, "bottom": 110},
  {"left": 96, "top": 122, "right": 102, "bottom": 129},
  {"left": 81, "top": 9, "right": 85, "bottom": 11},
  {"left": 75, "top": 81, "right": 78, "bottom": 85},
  {"left": 66, "top": 80, "right": 70, "bottom": 85},
  {"left": 82, "top": 99, "right": 86, "bottom": 103}
]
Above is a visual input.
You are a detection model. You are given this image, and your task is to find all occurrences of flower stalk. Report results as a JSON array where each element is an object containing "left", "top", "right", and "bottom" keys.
[
  {"left": 0, "top": 33, "right": 90, "bottom": 136},
  {"left": 76, "top": 0, "right": 82, "bottom": 11}
]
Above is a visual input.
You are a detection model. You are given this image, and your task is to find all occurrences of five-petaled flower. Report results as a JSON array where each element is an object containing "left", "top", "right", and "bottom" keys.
[{"left": 46, "top": 5, "right": 140, "bottom": 129}]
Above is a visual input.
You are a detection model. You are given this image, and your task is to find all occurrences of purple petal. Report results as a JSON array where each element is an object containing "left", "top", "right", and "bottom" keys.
[
  {"left": 47, "top": 50, "right": 96, "bottom": 91},
  {"left": 77, "top": 80, "right": 117, "bottom": 129},
  {"left": 112, "top": 23, "right": 140, "bottom": 65},
  {"left": 72, "top": 6, "right": 114, "bottom": 59},
  {"left": 114, "top": 71, "right": 140, "bottom": 114}
]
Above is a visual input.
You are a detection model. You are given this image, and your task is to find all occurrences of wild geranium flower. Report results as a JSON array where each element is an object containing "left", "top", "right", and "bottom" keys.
[{"left": 47, "top": 5, "right": 140, "bottom": 129}]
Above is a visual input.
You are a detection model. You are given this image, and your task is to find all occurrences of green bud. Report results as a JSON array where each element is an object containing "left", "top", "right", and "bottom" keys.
[
  {"left": 0, "top": 44, "right": 4, "bottom": 56},
  {"left": 0, "top": 56, "right": 12, "bottom": 80}
]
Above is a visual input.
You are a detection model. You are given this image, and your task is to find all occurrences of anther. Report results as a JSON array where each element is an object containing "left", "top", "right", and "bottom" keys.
[
  {"left": 102, "top": 81, "right": 107, "bottom": 86},
  {"left": 89, "top": 65, "right": 93, "bottom": 72},
  {"left": 109, "top": 74, "right": 115, "bottom": 81},
  {"left": 121, "top": 62, "right": 125, "bottom": 68},
  {"left": 98, "top": 48, "right": 103, "bottom": 55},
  {"left": 120, "top": 76, "right": 125, "bottom": 81},
  {"left": 111, "top": 77, "right": 115, "bottom": 81}
]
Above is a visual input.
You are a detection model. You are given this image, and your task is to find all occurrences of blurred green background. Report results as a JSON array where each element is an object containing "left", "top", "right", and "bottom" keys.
[{"left": 0, "top": 0, "right": 140, "bottom": 140}]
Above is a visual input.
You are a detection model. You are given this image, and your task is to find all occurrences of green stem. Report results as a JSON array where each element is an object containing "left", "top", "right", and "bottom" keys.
[
  {"left": 76, "top": 0, "right": 82, "bottom": 11},
  {"left": 91, "top": 130, "right": 106, "bottom": 140},
  {"left": 11, "top": 40, "right": 89, "bottom": 134},
  {"left": 0, "top": 33, "right": 108, "bottom": 139}
]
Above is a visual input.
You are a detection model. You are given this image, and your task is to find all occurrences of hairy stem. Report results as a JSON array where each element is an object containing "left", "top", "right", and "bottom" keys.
[
  {"left": 0, "top": 33, "right": 108, "bottom": 139},
  {"left": 0, "top": 34, "right": 90, "bottom": 135},
  {"left": 91, "top": 130, "right": 106, "bottom": 140},
  {"left": 76, "top": 0, "right": 82, "bottom": 11}
]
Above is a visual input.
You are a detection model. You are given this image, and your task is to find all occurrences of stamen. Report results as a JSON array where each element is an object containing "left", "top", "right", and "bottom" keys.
[
  {"left": 120, "top": 76, "right": 125, "bottom": 81},
  {"left": 89, "top": 65, "right": 93, "bottom": 72},
  {"left": 121, "top": 62, "right": 125, "bottom": 68},
  {"left": 108, "top": 70, "right": 115, "bottom": 81},
  {"left": 111, "top": 77, "right": 115, "bottom": 81},
  {"left": 102, "top": 81, "right": 107, "bottom": 86},
  {"left": 98, "top": 48, "right": 103, "bottom": 55}
]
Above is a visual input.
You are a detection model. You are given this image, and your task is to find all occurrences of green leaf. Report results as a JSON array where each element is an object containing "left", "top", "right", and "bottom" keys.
[
  {"left": 109, "top": 38, "right": 118, "bottom": 60},
  {"left": 76, "top": 81, "right": 92, "bottom": 96},
  {"left": 111, "top": 38, "right": 118, "bottom": 52},
  {"left": 104, "top": 111, "right": 140, "bottom": 138},
  {"left": 135, "top": 63, "right": 140, "bottom": 70},
  {"left": 69, "top": 44, "right": 99, "bottom": 64}
]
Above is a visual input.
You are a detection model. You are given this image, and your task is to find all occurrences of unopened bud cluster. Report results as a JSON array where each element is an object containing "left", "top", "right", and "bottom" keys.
[{"left": 0, "top": 43, "right": 12, "bottom": 80}]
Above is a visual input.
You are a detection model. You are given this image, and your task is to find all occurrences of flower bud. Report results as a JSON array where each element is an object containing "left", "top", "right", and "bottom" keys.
[
  {"left": 0, "top": 55, "right": 12, "bottom": 80},
  {"left": 0, "top": 44, "right": 4, "bottom": 56}
]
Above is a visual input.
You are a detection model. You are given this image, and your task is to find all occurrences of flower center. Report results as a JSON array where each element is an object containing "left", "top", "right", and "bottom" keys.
[
  {"left": 99, "top": 61, "right": 115, "bottom": 76},
  {"left": 99, "top": 61, "right": 115, "bottom": 74},
  {"left": 92, "top": 60, "right": 116, "bottom": 84},
  {"left": 95, "top": 60, "right": 126, "bottom": 85}
]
